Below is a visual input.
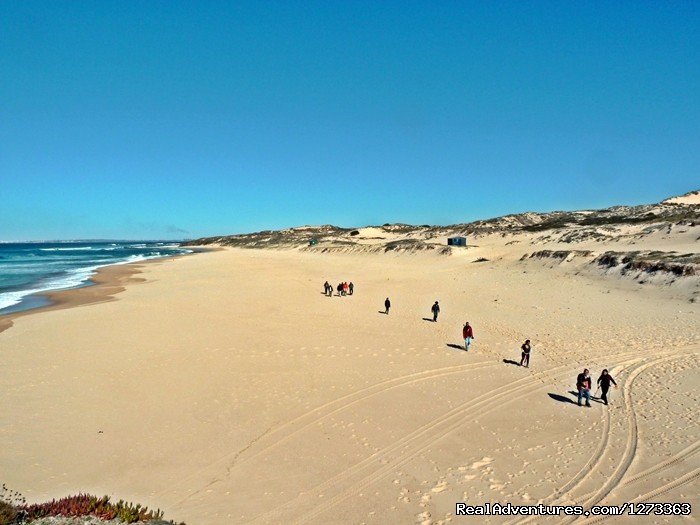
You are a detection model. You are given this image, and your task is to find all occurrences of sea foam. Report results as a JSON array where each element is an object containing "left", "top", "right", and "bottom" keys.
[{"left": 0, "top": 242, "right": 190, "bottom": 314}]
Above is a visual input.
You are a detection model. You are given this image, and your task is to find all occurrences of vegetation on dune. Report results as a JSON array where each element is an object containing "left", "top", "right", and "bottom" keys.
[
  {"left": 521, "top": 250, "right": 698, "bottom": 278},
  {"left": 523, "top": 250, "right": 593, "bottom": 260},
  {"left": 182, "top": 196, "right": 699, "bottom": 249},
  {"left": 0, "top": 486, "right": 183, "bottom": 525},
  {"left": 594, "top": 251, "right": 698, "bottom": 277}
]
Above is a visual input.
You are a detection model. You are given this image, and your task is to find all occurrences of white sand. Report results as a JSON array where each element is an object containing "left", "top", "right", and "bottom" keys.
[
  {"left": 0, "top": 229, "right": 698, "bottom": 524},
  {"left": 662, "top": 191, "right": 700, "bottom": 206}
]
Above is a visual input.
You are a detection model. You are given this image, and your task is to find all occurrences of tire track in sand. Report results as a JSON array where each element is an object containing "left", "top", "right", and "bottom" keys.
[
  {"left": 576, "top": 440, "right": 700, "bottom": 503},
  {"left": 558, "top": 353, "right": 695, "bottom": 524},
  {"left": 253, "top": 350, "right": 653, "bottom": 523},
  {"left": 506, "top": 357, "right": 658, "bottom": 525},
  {"left": 578, "top": 467, "right": 700, "bottom": 524},
  {"left": 170, "top": 360, "right": 498, "bottom": 503}
]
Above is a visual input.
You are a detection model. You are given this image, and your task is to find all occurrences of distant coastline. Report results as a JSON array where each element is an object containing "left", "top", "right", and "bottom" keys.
[{"left": 0, "top": 241, "right": 193, "bottom": 318}]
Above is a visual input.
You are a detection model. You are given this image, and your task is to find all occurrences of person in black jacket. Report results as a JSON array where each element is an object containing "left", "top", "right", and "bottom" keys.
[
  {"left": 597, "top": 369, "right": 618, "bottom": 405},
  {"left": 384, "top": 297, "right": 391, "bottom": 314},
  {"left": 431, "top": 301, "right": 440, "bottom": 322},
  {"left": 520, "top": 339, "right": 531, "bottom": 367}
]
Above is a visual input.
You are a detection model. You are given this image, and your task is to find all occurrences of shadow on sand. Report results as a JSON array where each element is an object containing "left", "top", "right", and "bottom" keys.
[
  {"left": 503, "top": 359, "right": 521, "bottom": 366},
  {"left": 378, "top": 310, "right": 388, "bottom": 315},
  {"left": 422, "top": 317, "right": 435, "bottom": 322},
  {"left": 548, "top": 393, "right": 576, "bottom": 404},
  {"left": 446, "top": 343, "right": 464, "bottom": 351}
]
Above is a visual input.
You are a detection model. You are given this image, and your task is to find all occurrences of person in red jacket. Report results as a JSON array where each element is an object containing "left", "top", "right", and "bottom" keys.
[{"left": 463, "top": 322, "right": 475, "bottom": 351}]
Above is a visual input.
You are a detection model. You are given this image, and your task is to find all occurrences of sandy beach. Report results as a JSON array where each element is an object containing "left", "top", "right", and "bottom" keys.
[
  {"left": 1, "top": 226, "right": 697, "bottom": 524},
  {"left": 4, "top": 2, "right": 700, "bottom": 522}
]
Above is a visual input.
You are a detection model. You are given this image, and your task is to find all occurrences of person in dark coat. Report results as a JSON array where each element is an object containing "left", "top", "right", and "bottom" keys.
[
  {"left": 576, "top": 369, "right": 592, "bottom": 407},
  {"left": 349, "top": 282, "right": 354, "bottom": 295},
  {"left": 384, "top": 297, "right": 391, "bottom": 314},
  {"left": 520, "top": 339, "right": 531, "bottom": 367},
  {"left": 597, "top": 369, "right": 618, "bottom": 405},
  {"left": 431, "top": 301, "right": 440, "bottom": 322}
]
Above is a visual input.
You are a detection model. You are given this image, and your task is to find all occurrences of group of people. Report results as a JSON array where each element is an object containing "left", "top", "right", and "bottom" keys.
[
  {"left": 383, "top": 300, "right": 476, "bottom": 353},
  {"left": 576, "top": 369, "right": 618, "bottom": 407},
  {"left": 516, "top": 342, "right": 618, "bottom": 408},
  {"left": 320, "top": 283, "right": 618, "bottom": 409},
  {"left": 323, "top": 281, "right": 353, "bottom": 297}
]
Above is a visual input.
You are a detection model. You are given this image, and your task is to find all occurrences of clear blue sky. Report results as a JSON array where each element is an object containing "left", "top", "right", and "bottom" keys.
[{"left": 1, "top": 1, "right": 698, "bottom": 240}]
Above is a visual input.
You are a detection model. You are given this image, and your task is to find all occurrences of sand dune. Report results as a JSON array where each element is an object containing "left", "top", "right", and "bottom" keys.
[
  {"left": 662, "top": 190, "right": 700, "bottom": 206},
  {"left": 1, "top": 199, "right": 699, "bottom": 524}
]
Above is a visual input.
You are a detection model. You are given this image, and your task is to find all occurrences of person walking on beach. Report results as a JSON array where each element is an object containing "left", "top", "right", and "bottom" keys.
[
  {"left": 324, "top": 281, "right": 330, "bottom": 296},
  {"left": 431, "top": 301, "right": 440, "bottom": 322},
  {"left": 384, "top": 297, "right": 391, "bottom": 314},
  {"left": 463, "top": 322, "right": 475, "bottom": 351},
  {"left": 520, "top": 339, "right": 531, "bottom": 367},
  {"left": 337, "top": 283, "right": 343, "bottom": 296},
  {"left": 576, "top": 369, "right": 592, "bottom": 407},
  {"left": 349, "top": 282, "right": 354, "bottom": 295},
  {"left": 597, "top": 369, "right": 618, "bottom": 405},
  {"left": 343, "top": 282, "right": 348, "bottom": 296}
]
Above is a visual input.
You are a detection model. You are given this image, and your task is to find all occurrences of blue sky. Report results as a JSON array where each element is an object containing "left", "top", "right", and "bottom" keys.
[{"left": 1, "top": 1, "right": 698, "bottom": 240}]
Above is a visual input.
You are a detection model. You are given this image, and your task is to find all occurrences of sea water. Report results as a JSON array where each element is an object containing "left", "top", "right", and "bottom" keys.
[{"left": 0, "top": 241, "right": 191, "bottom": 314}]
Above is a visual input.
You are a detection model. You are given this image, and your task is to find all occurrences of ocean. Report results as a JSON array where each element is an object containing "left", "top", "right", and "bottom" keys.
[{"left": 0, "top": 241, "right": 191, "bottom": 314}]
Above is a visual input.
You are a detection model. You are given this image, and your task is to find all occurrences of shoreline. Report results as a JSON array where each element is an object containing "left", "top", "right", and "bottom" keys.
[
  {"left": 0, "top": 248, "right": 209, "bottom": 335},
  {"left": 0, "top": 261, "right": 151, "bottom": 335}
]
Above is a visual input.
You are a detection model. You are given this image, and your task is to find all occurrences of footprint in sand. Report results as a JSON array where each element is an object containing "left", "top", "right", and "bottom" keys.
[
  {"left": 471, "top": 457, "right": 494, "bottom": 469},
  {"left": 416, "top": 511, "right": 431, "bottom": 525},
  {"left": 431, "top": 481, "right": 448, "bottom": 493}
]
